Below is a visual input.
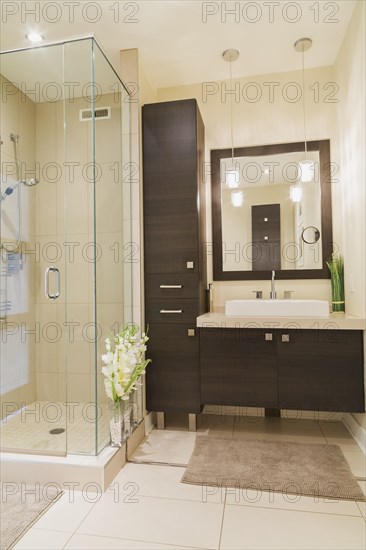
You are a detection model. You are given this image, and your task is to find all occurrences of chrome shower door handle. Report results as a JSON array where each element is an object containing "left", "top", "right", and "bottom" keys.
[{"left": 45, "top": 267, "right": 60, "bottom": 300}]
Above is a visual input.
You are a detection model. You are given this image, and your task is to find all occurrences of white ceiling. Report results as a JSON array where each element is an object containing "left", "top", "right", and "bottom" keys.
[{"left": 0, "top": 0, "right": 357, "bottom": 90}]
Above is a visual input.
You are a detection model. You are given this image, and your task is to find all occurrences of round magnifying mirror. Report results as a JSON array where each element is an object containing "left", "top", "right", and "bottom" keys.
[{"left": 301, "top": 226, "right": 320, "bottom": 244}]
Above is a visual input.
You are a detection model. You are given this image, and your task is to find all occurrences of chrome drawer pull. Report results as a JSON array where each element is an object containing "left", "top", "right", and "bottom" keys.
[
  {"left": 160, "top": 309, "right": 183, "bottom": 314},
  {"left": 159, "top": 285, "right": 183, "bottom": 289}
]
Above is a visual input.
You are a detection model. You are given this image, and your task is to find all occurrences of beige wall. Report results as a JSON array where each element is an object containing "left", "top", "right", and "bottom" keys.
[
  {"left": 0, "top": 75, "right": 37, "bottom": 417},
  {"left": 157, "top": 66, "right": 336, "bottom": 305},
  {"left": 120, "top": 48, "right": 157, "bottom": 419},
  {"left": 334, "top": 0, "right": 366, "bottom": 429}
]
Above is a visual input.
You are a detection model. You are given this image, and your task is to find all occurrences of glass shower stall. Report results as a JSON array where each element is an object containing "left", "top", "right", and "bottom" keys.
[{"left": 0, "top": 37, "right": 136, "bottom": 455}]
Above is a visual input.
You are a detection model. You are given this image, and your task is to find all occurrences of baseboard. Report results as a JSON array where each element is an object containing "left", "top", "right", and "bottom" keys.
[
  {"left": 203, "top": 405, "right": 265, "bottom": 417},
  {"left": 144, "top": 411, "right": 156, "bottom": 434},
  {"left": 343, "top": 413, "right": 366, "bottom": 455},
  {"left": 126, "top": 419, "right": 146, "bottom": 460}
]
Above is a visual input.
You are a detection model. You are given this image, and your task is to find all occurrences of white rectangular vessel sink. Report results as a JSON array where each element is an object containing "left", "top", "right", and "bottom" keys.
[{"left": 225, "top": 299, "right": 329, "bottom": 318}]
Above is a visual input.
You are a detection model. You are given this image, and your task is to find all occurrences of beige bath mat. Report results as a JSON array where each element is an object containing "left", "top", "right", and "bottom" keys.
[
  {"left": 0, "top": 483, "right": 63, "bottom": 549},
  {"left": 182, "top": 436, "right": 365, "bottom": 501}
]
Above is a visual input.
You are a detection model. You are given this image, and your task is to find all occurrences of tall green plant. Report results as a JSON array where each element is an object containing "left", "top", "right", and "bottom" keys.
[{"left": 326, "top": 254, "right": 345, "bottom": 313}]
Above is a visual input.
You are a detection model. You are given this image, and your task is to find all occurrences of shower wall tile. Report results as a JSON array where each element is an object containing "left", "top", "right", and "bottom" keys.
[
  {"left": 35, "top": 102, "right": 58, "bottom": 166},
  {"left": 66, "top": 373, "right": 92, "bottom": 404},
  {"left": 94, "top": 94, "right": 123, "bottom": 164},
  {"left": 95, "top": 162, "right": 123, "bottom": 234},
  {"left": 64, "top": 99, "right": 90, "bottom": 164},
  {"left": 35, "top": 102, "right": 59, "bottom": 237},
  {"left": 0, "top": 76, "right": 20, "bottom": 159},
  {"left": 94, "top": 232, "right": 124, "bottom": 304},
  {"left": 61, "top": 304, "right": 92, "bottom": 375},
  {"left": 36, "top": 373, "right": 58, "bottom": 402},
  {"left": 57, "top": 373, "right": 66, "bottom": 403},
  {"left": 35, "top": 181, "right": 58, "bottom": 236},
  {"left": 62, "top": 175, "right": 91, "bottom": 236},
  {"left": 19, "top": 95, "right": 36, "bottom": 169},
  {"left": 35, "top": 303, "right": 59, "bottom": 374}
]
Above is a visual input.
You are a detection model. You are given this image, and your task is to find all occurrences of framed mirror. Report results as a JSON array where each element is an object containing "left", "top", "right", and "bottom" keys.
[{"left": 211, "top": 140, "right": 332, "bottom": 280}]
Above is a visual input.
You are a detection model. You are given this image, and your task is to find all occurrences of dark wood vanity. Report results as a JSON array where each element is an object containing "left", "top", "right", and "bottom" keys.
[{"left": 200, "top": 327, "right": 365, "bottom": 413}]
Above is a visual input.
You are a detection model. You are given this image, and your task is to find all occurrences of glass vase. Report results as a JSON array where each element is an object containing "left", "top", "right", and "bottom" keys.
[
  {"left": 129, "top": 389, "right": 140, "bottom": 431},
  {"left": 330, "top": 279, "right": 345, "bottom": 313},
  {"left": 109, "top": 400, "right": 129, "bottom": 447}
]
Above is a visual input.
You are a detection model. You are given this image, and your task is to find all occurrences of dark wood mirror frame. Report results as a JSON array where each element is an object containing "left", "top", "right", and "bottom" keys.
[{"left": 211, "top": 139, "right": 333, "bottom": 280}]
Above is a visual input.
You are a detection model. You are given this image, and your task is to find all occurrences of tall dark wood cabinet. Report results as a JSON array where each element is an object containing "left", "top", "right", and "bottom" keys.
[{"left": 142, "top": 99, "right": 207, "bottom": 415}]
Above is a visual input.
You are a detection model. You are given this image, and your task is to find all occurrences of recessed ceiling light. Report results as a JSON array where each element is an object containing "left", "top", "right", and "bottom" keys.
[{"left": 25, "top": 32, "right": 45, "bottom": 43}]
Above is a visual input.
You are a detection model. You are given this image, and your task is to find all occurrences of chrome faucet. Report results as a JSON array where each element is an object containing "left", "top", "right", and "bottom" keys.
[{"left": 270, "top": 270, "right": 277, "bottom": 299}]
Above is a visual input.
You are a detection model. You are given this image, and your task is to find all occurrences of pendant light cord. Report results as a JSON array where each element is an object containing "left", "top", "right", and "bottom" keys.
[
  {"left": 301, "top": 45, "right": 308, "bottom": 160},
  {"left": 229, "top": 57, "right": 234, "bottom": 166}
]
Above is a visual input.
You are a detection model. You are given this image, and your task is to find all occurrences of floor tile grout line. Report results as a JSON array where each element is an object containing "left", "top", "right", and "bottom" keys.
[
  {"left": 73, "top": 529, "right": 211, "bottom": 550},
  {"left": 218, "top": 499, "right": 227, "bottom": 550},
  {"left": 355, "top": 501, "right": 366, "bottom": 522},
  {"left": 61, "top": 530, "right": 75, "bottom": 549},
  {"left": 224, "top": 501, "right": 365, "bottom": 519}
]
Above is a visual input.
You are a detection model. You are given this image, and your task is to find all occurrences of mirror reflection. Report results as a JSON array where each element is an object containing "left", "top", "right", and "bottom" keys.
[{"left": 220, "top": 150, "right": 322, "bottom": 272}]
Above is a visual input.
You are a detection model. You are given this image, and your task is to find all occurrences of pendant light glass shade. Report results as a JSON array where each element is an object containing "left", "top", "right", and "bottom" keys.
[
  {"left": 225, "top": 168, "right": 240, "bottom": 188},
  {"left": 290, "top": 184, "right": 302, "bottom": 202},
  {"left": 231, "top": 190, "right": 244, "bottom": 207}
]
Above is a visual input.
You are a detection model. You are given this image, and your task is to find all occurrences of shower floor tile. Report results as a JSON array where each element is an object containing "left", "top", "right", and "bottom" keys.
[{"left": 0, "top": 401, "right": 111, "bottom": 455}]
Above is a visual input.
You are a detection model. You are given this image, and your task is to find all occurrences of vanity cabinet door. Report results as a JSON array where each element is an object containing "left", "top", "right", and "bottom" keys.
[
  {"left": 146, "top": 323, "right": 201, "bottom": 413},
  {"left": 200, "top": 328, "right": 278, "bottom": 407},
  {"left": 277, "top": 329, "right": 365, "bottom": 412}
]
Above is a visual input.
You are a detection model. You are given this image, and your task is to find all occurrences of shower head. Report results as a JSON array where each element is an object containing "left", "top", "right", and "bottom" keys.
[{"left": 10, "top": 133, "right": 19, "bottom": 144}]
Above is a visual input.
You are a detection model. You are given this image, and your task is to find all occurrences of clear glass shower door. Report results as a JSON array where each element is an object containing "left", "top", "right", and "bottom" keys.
[{"left": 0, "top": 43, "right": 67, "bottom": 454}]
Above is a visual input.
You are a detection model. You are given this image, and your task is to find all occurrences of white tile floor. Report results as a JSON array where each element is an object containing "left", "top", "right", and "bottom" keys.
[{"left": 13, "top": 414, "right": 366, "bottom": 550}]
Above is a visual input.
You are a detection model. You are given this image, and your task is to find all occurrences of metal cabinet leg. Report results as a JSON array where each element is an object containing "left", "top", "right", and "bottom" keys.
[
  {"left": 157, "top": 412, "right": 165, "bottom": 430},
  {"left": 188, "top": 413, "right": 197, "bottom": 432}
]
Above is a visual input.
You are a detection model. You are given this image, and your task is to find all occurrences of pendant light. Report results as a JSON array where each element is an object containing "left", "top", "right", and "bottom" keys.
[
  {"left": 294, "top": 37, "right": 314, "bottom": 183},
  {"left": 231, "top": 190, "right": 244, "bottom": 207},
  {"left": 290, "top": 184, "right": 302, "bottom": 203},
  {"left": 223, "top": 48, "right": 240, "bottom": 188}
]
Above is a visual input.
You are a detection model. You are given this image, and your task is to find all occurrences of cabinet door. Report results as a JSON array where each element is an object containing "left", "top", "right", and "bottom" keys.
[
  {"left": 143, "top": 100, "right": 199, "bottom": 270},
  {"left": 146, "top": 323, "right": 201, "bottom": 413},
  {"left": 200, "top": 328, "right": 278, "bottom": 407},
  {"left": 278, "top": 330, "right": 365, "bottom": 412}
]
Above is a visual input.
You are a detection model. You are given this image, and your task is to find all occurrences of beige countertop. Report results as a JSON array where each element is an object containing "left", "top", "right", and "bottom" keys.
[{"left": 197, "top": 309, "right": 365, "bottom": 330}]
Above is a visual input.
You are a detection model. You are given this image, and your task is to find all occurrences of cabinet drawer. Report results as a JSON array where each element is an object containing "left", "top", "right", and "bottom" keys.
[
  {"left": 146, "top": 298, "right": 199, "bottom": 323},
  {"left": 145, "top": 274, "right": 199, "bottom": 299}
]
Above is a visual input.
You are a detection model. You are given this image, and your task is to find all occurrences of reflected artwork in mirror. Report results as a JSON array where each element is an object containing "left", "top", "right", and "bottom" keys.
[{"left": 211, "top": 140, "right": 333, "bottom": 280}]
